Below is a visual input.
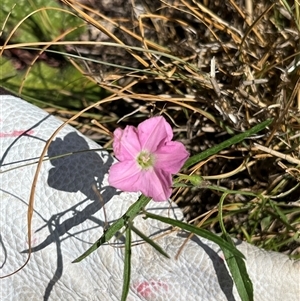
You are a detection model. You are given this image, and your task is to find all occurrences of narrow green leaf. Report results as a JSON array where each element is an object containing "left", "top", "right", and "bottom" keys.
[
  {"left": 221, "top": 235, "right": 254, "bottom": 301},
  {"left": 73, "top": 195, "right": 151, "bottom": 262},
  {"left": 144, "top": 212, "right": 244, "bottom": 258},
  {"left": 184, "top": 119, "right": 273, "bottom": 169},
  {"left": 269, "top": 200, "right": 297, "bottom": 232},
  {"left": 130, "top": 224, "right": 170, "bottom": 259},
  {"left": 121, "top": 226, "right": 132, "bottom": 301},
  {"left": 218, "top": 193, "right": 253, "bottom": 301}
]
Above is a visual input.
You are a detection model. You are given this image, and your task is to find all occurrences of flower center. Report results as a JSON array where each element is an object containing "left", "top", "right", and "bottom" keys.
[{"left": 136, "top": 150, "right": 155, "bottom": 170}]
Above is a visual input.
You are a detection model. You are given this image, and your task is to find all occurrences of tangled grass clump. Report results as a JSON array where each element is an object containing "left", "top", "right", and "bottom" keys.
[{"left": 1, "top": 0, "right": 299, "bottom": 258}]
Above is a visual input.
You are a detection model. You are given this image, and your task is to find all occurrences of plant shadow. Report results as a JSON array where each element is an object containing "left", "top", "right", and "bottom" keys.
[{"left": 22, "top": 131, "right": 118, "bottom": 300}]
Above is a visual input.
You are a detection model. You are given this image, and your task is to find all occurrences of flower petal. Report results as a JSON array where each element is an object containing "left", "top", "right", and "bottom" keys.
[
  {"left": 154, "top": 141, "right": 189, "bottom": 174},
  {"left": 113, "top": 126, "right": 141, "bottom": 161},
  {"left": 138, "top": 116, "right": 173, "bottom": 152},
  {"left": 139, "top": 168, "right": 172, "bottom": 202},
  {"left": 108, "top": 161, "right": 171, "bottom": 201},
  {"left": 108, "top": 160, "right": 142, "bottom": 192}
]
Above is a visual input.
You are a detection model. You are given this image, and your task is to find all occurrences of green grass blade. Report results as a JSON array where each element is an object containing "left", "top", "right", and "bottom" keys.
[
  {"left": 184, "top": 119, "right": 273, "bottom": 169},
  {"left": 73, "top": 195, "right": 151, "bottom": 262},
  {"left": 144, "top": 211, "right": 244, "bottom": 258},
  {"left": 121, "top": 226, "right": 132, "bottom": 301},
  {"left": 269, "top": 200, "right": 298, "bottom": 232},
  {"left": 130, "top": 224, "right": 170, "bottom": 259}
]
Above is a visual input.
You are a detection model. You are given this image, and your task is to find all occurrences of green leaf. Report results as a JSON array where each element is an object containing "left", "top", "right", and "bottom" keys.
[
  {"left": 0, "top": 0, "right": 105, "bottom": 109},
  {"left": 269, "top": 200, "right": 297, "bottom": 232},
  {"left": 121, "top": 226, "right": 132, "bottom": 301},
  {"left": 0, "top": 56, "right": 103, "bottom": 109},
  {"left": 218, "top": 193, "right": 253, "bottom": 301},
  {"left": 0, "top": 0, "right": 84, "bottom": 43},
  {"left": 221, "top": 234, "right": 254, "bottom": 301},
  {"left": 183, "top": 119, "right": 273, "bottom": 169},
  {"left": 144, "top": 211, "right": 244, "bottom": 258},
  {"left": 73, "top": 195, "right": 151, "bottom": 263}
]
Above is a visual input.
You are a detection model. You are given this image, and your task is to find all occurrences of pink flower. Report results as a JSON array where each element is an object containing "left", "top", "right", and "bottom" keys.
[{"left": 108, "top": 116, "right": 189, "bottom": 202}]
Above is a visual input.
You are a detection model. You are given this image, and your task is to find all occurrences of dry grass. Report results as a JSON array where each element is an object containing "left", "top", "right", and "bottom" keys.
[{"left": 1, "top": 0, "right": 300, "bottom": 257}]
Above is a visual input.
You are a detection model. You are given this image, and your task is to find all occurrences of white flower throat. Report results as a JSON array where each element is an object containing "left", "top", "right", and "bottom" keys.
[{"left": 136, "top": 150, "right": 155, "bottom": 169}]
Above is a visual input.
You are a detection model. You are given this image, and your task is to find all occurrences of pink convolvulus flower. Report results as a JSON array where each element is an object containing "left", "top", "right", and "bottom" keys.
[{"left": 108, "top": 116, "right": 189, "bottom": 201}]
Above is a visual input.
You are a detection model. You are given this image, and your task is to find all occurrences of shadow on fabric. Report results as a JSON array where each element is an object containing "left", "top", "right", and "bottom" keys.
[{"left": 22, "top": 131, "right": 118, "bottom": 301}]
